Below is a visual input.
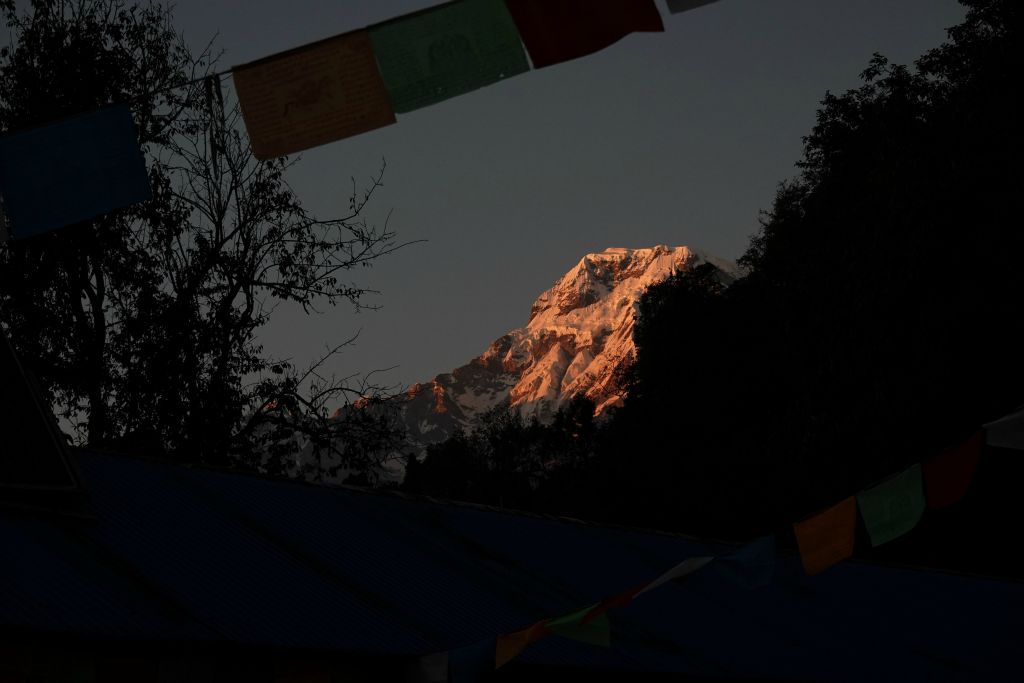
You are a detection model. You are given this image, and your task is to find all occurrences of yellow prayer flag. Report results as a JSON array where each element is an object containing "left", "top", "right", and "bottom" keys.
[
  {"left": 793, "top": 496, "right": 857, "bottom": 575},
  {"left": 232, "top": 30, "right": 395, "bottom": 159}
]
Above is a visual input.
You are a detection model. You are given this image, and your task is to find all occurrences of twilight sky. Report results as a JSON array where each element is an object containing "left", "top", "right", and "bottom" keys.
[{"left": 39, "top": 1, "right": 974, "bottom": 397}]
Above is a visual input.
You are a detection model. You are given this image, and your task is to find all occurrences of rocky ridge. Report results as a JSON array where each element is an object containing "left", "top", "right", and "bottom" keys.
[{"left": 397, "top": 245, "right": 741, "bottom": 452}]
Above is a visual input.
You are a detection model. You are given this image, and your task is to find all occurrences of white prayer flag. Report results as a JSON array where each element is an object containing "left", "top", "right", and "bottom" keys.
[{"left": 984, "top": 405, "right": 1024, "bottom": 450}]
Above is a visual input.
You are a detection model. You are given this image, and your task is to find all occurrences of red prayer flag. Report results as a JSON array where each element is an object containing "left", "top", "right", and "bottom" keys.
[
  {"left": 923, "top": 431, "right": 984, "bottom": 509},
  {"left": 504, "top": 0, "right": 664, "bottom": 70}
]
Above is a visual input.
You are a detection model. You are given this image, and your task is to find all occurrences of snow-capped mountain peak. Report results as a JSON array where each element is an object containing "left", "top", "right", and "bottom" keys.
[{"left": 401, "top": 245, "right": 740, "bottom": 449}]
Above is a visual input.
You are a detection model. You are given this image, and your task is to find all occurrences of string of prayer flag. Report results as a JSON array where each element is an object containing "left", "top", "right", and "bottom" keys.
[
  {"left": 504, "top": 0, "right": 664, "bottom": 70},
  {"left": 856, "top": 464, "right": 926, "bottom": 547},
  {"left": 546, "top": 605, "right": 611, "bottom": 647},
  {"left": 412, "top": 420, "right": 997, "bottom": 679},
  {"left": 793, "top": 497, "right": 857, "bottom": 575},
  {"left": 5, "top": 0, "right": 728, "bottom": 168},
  {"left": 923, "top": 431, "right": 983, "bottom": 509},
  {"left": 492, "top": 552, "right": 712, "bottom": 670},
  {"left": 667, "top": 0, "right": 723, "bottom": 14},
  {"left": 232, "top": 30, "right": 395, "bottom": 160},
  {"left": 369, "top": 0, "right": 530, "bottom": 114},
  {"left": 0, "top": 104, "right": 151, "bottom": 238}
]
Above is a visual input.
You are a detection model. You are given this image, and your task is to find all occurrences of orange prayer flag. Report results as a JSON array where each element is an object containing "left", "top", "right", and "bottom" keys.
[
  {"left": 495, "top": 620, "right": 550, "bottom": 669},
  {"left": 232, "top": 30, "right": 395, "bottom": 160},
  {"left": 793, "top": 496, "right": 857, "bottom": 575},
  {"left": 923, "top": 430, "right": 984, "bottom": 509}
]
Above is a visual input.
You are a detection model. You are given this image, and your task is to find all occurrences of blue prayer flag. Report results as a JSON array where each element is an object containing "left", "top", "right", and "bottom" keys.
[{"left": 0, "top": 104, "right": 151, "bottom": 239}]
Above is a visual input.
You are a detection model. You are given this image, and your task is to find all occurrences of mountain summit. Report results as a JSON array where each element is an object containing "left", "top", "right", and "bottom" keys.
[{"left": 400, "top": 246, "right": 740, "bottom": 450}]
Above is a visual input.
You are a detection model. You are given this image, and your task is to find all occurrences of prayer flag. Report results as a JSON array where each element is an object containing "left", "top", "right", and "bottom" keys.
[
  {"left": 232, "top": 30, "right": 395, "bottom": 160},
  {"left": 546, "top": 605, "right": 611, "bottom": 647},
  {"left": 857, "top": 464, "right": 926, "bottom": 547},
  {"left": 715, "top": 535, "right": 776, "bottom": 589},
  {"left": 983, "top": 405, "right": 1024, "bottom": 450},
  {"left": 924, "top": 431, "right": 983, "bottom": 509},
  {"left": 634, "top": 555, "right": 714, "bottom": 598},
  {"left": 495, "top": 620, "right": 549, "bottom": 669},
  {"left": 793, "top": 497, "right": 857, "bottom": 575},
  {"left": 579, "top": 582, "right": 646, "bottom": 625},
  {"left": 504, "top": 0, "right": 664, "bottom": 69},
  {"left": 667, "top": 0, "right": 722, "bottom": 14},
  {"left": 0, "top": 104, "right": 150, "bottom": 239},
  {"left": 449, "top": 640, "right": 495, "bottom": 683},
  {"left": 369, "top": 0, "right": 529, "bottom": 113}
]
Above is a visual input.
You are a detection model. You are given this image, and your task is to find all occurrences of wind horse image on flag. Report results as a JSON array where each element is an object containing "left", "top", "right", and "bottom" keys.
[
  {"left": 369, "top": 0, "right": 530, "bottom": 114},
  {"left": 0, "top": 104, "right": 151, "bottom": 239},
  {"left": 232, "top": 29, "right": 396, "bottom": 160}
]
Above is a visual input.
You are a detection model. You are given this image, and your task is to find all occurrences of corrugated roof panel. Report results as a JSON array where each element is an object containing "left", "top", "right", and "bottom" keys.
[
  {"left": 1, "top": 450, "right": 1021, "bottom": 681},
  {"left": 78, "top": 452, "right": 436, "bottom": 653},
  {"left": 0, "top": 511, "right": 213, "bottom": 641}
]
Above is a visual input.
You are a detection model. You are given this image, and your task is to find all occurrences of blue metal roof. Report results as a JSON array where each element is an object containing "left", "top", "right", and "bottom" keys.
[{"left": 1, "top": 450, "right": 1020, "bottom": 680}]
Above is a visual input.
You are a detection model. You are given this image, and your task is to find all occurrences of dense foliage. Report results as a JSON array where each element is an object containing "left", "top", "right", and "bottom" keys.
[
  {"left": 0, "top": 0, "right": 404, "bottom": 474},
  {"left": 604, "top": 0, "right": 1023, "bottom": 537},
  {"left": 406, "top": 0, "right": 1023, "bottom": 574},
  {"left": 403, "top": 396, "right": 600, "bottom": 510}
]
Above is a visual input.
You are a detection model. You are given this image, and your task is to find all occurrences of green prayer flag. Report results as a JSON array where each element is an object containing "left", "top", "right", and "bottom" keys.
[
  {"left": 857, "top": 464, "right": 926, "bottom": 547},
  {"left": 545, "top": 605, "right": 610, "bottom": 647},
  {"left": 369, "top": 0, "right": 530, "bottom": 113}
]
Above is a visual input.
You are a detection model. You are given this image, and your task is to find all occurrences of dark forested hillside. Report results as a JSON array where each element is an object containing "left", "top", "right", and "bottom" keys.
[{"left": 405, "top": 0, "right": 1023, "bottom": 576}]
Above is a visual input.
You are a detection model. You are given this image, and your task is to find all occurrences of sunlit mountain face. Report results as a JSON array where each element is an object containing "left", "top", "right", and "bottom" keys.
[
  {"left": 397, "top": 245, "right": 741, "bottom": 451},
  {"left": 273, "top": 245, "right": 740, "bottom": 482}
]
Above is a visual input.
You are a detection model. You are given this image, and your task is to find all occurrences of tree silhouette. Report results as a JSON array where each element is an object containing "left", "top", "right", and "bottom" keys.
[
  {"left": 0, "top": 0, "right": 408, "bottom": 476},
  {"left": 599, "top": 0, "right": 1024, "bottom": 551},
  {"left": 404, "top": 399, "right": 602, "bottom": 510},
  {"left": 404, "top": 3, "right": 1024, "bottom": 575}
]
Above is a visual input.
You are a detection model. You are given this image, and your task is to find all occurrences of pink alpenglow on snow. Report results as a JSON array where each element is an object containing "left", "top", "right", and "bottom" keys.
[{"left": 399, "top": 246, "right": 741, "bottom": 452}]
